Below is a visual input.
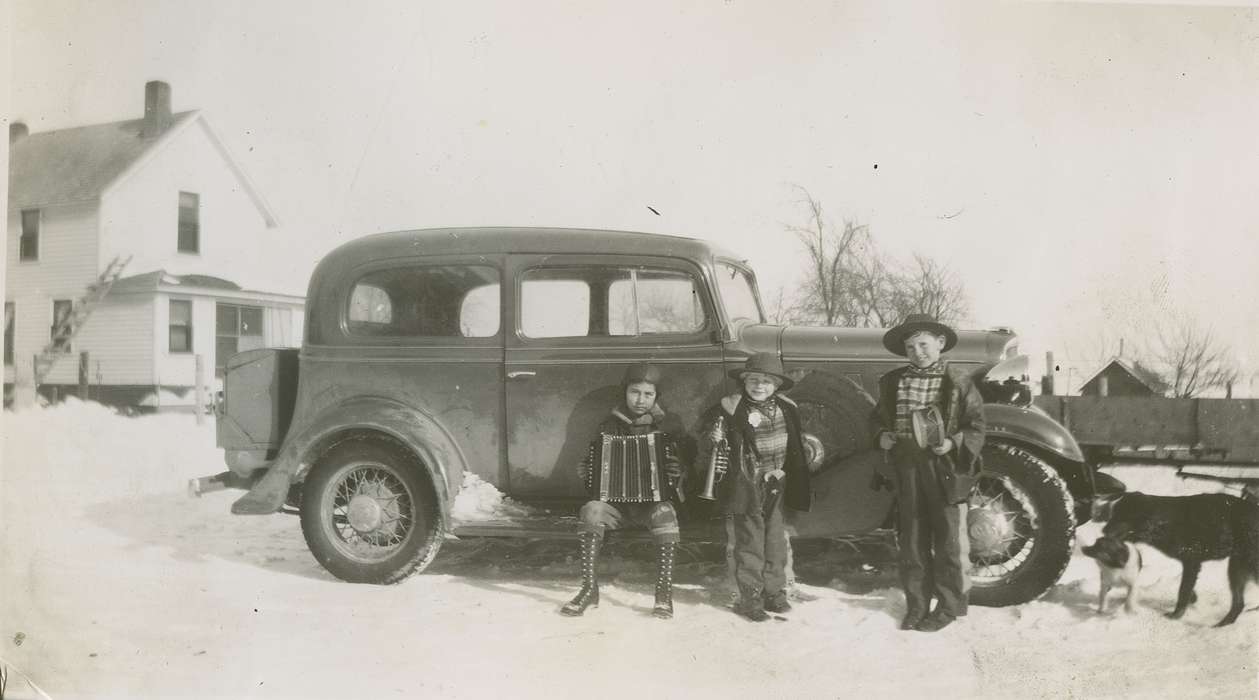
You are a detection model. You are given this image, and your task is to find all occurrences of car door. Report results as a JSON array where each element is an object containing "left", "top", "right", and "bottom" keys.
[{"left": 503, "top": 254, "right": 727, "bottom": 500}]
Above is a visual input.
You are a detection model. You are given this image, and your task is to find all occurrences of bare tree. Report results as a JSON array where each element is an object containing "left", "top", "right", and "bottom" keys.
[
  {"left": 786, "top": 185, "right": 868, "bottom": 325},
  {"left": 1148, "top": 317, "right": 1241, "bottom": 398},
  {"left": 765, "top": 285, "right": 802, "bottom": 325},
  {"left": 887, "top": 253, "right": 969, "bottom": 326},
  {"left": 786, "top": 186, "right": 969, "bottom": 329}
]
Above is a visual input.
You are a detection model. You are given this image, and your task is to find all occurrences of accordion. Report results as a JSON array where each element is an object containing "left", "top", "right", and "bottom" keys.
[{"left": 591, "top": 433, "right": 667, "bottom": 503}]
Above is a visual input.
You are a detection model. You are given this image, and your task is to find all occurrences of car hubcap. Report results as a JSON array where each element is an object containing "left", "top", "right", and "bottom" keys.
[
  {"left": 347, "top": 494, "right": 383, "bottom": 533},
  {"left": 328, "top": 462, "right": 415, "bottom": 562},
  {"left": 968, "top": 473, "right": 1038, "bottom": 584},
  {"left": 801, "top": 433, "right": 826, "bottom": 472}
]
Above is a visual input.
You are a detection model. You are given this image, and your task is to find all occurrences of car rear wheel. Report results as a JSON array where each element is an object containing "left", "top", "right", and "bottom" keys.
[
  {"left": 300, "top": 439, "right": 443, "bottom": 584},
  {"left": 968, "top": 443, "right": 1075, "bottom": 607}
]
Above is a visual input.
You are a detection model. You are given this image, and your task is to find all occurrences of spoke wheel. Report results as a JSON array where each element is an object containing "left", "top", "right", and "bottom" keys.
[
  {"left": 967, "top": 443, "right": 1075, "bottom": 607},
  {"left": 300, "top": 440, "right": 442, "bottom": 584}
]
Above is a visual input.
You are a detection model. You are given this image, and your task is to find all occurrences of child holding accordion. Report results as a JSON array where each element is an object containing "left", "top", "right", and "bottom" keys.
[{"left": 562, "top": 363, "right": 685, "bottom": 619}]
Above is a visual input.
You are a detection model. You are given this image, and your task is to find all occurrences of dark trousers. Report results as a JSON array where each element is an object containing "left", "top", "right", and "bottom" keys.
[
  {"left": 728, "top": 481, "right": 788, "bottom": 597},
  {"left": 892, "top": 443, "right": 969, "bottom": 618}
]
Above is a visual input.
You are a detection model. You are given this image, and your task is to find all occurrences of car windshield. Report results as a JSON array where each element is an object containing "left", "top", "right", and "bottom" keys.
[{"left": 715, "top": 262, "right": 764, "bottom": 324}]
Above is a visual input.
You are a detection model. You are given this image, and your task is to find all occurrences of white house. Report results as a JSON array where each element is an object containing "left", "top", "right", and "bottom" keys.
[{"left": 5, "top": 81, "right": 303, "bottom": 407}]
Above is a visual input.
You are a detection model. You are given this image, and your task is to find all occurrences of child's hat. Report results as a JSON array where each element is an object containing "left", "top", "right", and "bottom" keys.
[
  {"left": 728, "top": 352, "right": 794, "bottom": 390},
  {"left": 882, "top": 313, "right": 958, "bottom": 356},
  {"left": 622, "top": 363, "right": 663, "bottom": 387}
]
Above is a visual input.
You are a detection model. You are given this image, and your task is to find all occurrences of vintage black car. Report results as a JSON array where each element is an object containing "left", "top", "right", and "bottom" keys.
[{"left": 200, "top": 227, "right": 1107, "bottom": 606}]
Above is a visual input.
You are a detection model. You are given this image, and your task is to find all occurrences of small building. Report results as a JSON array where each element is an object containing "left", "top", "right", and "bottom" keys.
[
  {"left": 1078, "top": 357, "right": 1166, "bottom": 397},
  {"left": 5, "top": 80, "right": 303, "bottom": 408}
]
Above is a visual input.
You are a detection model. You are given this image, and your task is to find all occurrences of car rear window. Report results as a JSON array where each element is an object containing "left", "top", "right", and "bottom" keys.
[{"left": 347, "top": 265, "right": 500, "bottom": 338}]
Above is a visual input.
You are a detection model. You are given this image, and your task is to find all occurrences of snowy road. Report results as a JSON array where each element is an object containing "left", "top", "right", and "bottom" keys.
[{"left": 2, "top": 401, "right": 1256, "bottom": 699}]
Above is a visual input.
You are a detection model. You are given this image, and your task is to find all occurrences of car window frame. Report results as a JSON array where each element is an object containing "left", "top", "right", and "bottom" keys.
[
  {"left": 335, "top": 256, "right": 505, "bottom": 348},
  {"left": 510, "top": 254, "right": 717, "bottom": 348}
]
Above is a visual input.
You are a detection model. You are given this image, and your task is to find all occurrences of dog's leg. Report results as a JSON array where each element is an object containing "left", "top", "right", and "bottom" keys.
[
  {"left": 1216, "top": 557, "right": 1248, "bottom": 627},
  {"left": 1097, "top": 579, "right": 1110, "bottom": 614},
  {"left": 1169, "top": 560, "right": 1201, "bottom": 619},
  {"left": 1123, "top": 582, "right": 1138, "bottom": 613}
]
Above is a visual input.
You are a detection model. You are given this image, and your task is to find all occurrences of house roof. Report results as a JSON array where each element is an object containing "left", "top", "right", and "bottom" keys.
[
  {"left": 8, "top": 112, "right": 196, "bottom": 208},
  {"left": 110, "top": 270, "right": 240, "bottom": 294},
  {"left": 8, "top": 111, "right": 278, "bottom": 226},
  {"left": 1079, "top": 357, "right": 1166, "bottom": 394},
  {"left": 108, "top": 269, "right": 304, "bottom": 304}
]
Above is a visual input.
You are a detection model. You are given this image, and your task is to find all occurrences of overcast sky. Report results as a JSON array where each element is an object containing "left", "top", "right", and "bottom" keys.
[{"left": 8, "top": 1, "right": 1259, "bottom": 389}]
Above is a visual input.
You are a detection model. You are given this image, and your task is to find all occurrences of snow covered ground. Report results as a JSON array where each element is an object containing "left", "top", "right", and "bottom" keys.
[{"left": 1, "top": 400, "right": 1256, "bottom": 699}]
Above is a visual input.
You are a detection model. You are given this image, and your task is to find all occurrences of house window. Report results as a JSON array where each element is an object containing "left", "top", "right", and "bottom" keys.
[
  {"left": 19, "top": 209, "right": 39, "bottom": 261},
  {"left": 51, "top": 299, "right": 73, "bottom": 352},
  {"left": 4, "top": 303, "right": 14, "bottom": 366},
  {"left": 215, "top": 303, "right": 263, "bottom": 376},
  {"left": 169, "top": 299, "right": 193, "bottom": 353},
  {"left": 178, "top": 192, "right": 200, "bottom": 253}
]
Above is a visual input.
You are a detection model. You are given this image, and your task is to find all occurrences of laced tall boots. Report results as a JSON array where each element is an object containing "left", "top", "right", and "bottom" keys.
[
  {"left": 561, "top": 531, "right": 602, "bottom": 616},
  {"left": 653, "top": 542, "right": 677, "bottom": 619}
]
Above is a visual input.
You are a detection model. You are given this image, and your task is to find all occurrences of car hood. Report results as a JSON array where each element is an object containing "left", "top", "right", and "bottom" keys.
[{"left": 734, "top": 323, "right": 1014, "bottom": 365}]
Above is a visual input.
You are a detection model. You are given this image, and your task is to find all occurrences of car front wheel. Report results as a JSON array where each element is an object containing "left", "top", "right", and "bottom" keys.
[
  {"left": 300, "top": 439, "right": 443, "bottom": 584},
  {"left": 967, "top": 443, "right": 1075, "bottom": 607}
]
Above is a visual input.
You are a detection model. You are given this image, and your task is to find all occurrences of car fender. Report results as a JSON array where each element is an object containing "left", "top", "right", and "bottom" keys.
[
  {"left": 276, "top": 395, "right": 466, "bottom": 524},
  {"left": 985, "top": 403, "right": 1085, "bottom": 464}
]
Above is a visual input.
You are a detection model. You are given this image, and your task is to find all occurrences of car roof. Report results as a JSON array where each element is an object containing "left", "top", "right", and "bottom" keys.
[{"left": 320, "top": 227, "right": 748, "bottom": 266}]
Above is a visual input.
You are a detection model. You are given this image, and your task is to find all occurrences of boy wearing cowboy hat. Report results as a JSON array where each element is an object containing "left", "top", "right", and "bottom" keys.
[
  {"left": 695, "top": 353, "right": 812, "bottom": 622},
  {"left": 562, "top": 363, "right": 685, "bottom": 619},
  {"left": 872, "top": 314, "right": 986, "bottom": 633}
]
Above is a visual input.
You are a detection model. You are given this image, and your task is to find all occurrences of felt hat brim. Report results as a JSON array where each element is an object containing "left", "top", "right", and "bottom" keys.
[
  {"left": 882, "top": 317, "right": 959, "bottom": 357},
  {"left": 728, "top": 367, "right": 794, "bottom": 391}
]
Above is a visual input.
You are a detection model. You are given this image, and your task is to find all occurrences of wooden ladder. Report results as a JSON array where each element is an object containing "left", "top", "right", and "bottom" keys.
[{"left": 33, "top": 255, "right": 132, "bottom": 385}]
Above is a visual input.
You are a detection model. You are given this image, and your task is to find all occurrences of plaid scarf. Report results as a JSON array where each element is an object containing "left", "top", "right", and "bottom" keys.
[
  {"left": 895, "top": 361, "right": 945, "bottom": 438},
  {"left": 745, "top": 396, "right": 789, "bottom": 476}
]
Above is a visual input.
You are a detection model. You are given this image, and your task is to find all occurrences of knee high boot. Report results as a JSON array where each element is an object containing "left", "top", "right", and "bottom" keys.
[
  {"left": 561, "top": 531, "right": 601, "bottom": 616},
  {"left": 653, "top": 542, "right": 676, "bottom": 619}
]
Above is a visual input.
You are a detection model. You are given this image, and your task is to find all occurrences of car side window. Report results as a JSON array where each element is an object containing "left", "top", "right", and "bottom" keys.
[
  {"left": 520, "top": 265, "right": 705, "bottom": 339},
  {"left": 347, "top": 265, "right": 500, "bottom": 338}
]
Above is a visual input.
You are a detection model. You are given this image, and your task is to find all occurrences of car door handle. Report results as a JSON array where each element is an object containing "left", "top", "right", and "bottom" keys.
[{"left": 507, "top": 370, "right": 537, "bottom": 379}]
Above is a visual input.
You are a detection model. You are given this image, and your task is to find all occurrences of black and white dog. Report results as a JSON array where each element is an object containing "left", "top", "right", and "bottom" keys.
[
  {"left": 1081, "top": 535, "right": 1143, "bottom": 614},
  {"left": 1098, "top": 492, "right": 1259, "bottom": 626}
]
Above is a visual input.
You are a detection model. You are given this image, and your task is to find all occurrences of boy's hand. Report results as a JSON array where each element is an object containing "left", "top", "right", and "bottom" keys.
[
  {"left": 707, "top": 423, "right": 724, "bottom": 443},
  {"left": 878, "top": 432, "right": 896, "bottom": 450},
  {"left": 869, "top": 472, "right": 893, "bottom": 492},
  {"left": 931, "top": 438, "right": 954, "bottom": 455}
]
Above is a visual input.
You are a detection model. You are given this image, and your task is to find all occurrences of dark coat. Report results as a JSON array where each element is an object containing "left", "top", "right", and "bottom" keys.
[
  {"left": 871, "top": 363, "right": 987, "bottom": 500},
  {"left": 695, "top": 393, "right": 812, "bottom": 515}
]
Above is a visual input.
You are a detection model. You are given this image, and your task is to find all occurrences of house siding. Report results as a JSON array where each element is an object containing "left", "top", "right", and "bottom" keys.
[
  {"left": 153, "top": 293, "right": 303, "bottom": 390},
  {"left": 4, "top": 202, "right": 100, "bottom": 383},
  {"left": 43, "top": 294, "right": 157, "bottom": 386},
  {"left": 98, "top": 119, "right": 279, "bottom": 292}
]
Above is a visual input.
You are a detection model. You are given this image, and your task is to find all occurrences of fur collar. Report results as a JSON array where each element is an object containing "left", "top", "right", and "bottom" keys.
[
  {"left": 611, "top": 403, "right": 665, "bottom": 426},
  {"left": 720, "top": 392, "right": 796, "bottom": 416}
]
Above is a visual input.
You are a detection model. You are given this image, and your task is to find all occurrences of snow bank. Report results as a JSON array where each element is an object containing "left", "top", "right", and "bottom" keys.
[
  {"left": 1, "top": 402, "right": 1256, "bottom": 699},
  {"left": 450, "top": 472, "right": 537, "bottom": 522}
]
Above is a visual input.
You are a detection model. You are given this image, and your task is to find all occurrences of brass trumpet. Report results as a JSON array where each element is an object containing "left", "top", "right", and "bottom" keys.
[{"left": 699, "top": 415, "right": 729, "bottom": 501}]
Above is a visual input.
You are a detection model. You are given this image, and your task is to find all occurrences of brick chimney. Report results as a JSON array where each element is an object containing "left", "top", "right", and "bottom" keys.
[
  {"left": 141, "top": 80, "right": 173, "bottom": 138},
  {"left": 9, "top": 121, "right": 28, "bottom": 144}
]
